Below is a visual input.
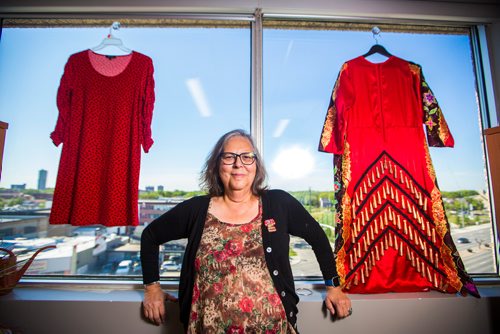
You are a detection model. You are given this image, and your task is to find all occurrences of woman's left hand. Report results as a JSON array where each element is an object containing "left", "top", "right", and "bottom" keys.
[{"left": 324, "top": 286, "right": 352, "bottom": 318}]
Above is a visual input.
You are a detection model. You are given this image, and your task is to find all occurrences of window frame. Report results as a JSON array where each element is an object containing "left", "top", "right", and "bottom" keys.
[{"left": 0, "top": 13, "right": 498, "bottom": 286}]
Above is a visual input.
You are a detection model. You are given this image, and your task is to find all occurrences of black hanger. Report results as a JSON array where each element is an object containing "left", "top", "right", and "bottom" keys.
[
  {"left": 363, "top": 44, "right": 392, "bottom": 58},
  {"left": 363, "top": 26, "right": 392, "bottom": 58}
]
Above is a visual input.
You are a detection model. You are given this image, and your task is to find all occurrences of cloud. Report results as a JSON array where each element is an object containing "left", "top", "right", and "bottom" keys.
[{"left": 271, "top": 146, "right": 315, "bottom": 179}]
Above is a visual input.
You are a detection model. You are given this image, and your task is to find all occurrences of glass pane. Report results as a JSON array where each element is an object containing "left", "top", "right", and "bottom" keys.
[
  {"left": 263, "top": 28, "right": 494, "bottom": 278},
  {"left": 0, "top": 26, "right": 250, "bottom": 278}
]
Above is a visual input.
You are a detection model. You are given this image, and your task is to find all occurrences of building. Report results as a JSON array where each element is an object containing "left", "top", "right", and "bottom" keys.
[
  {"left": 0, "top": 190, "right": 22, "bottom": 199},
  {"left": 319, "top": 197, "right": 333, "bottom": 208},
  {"left": 0, "top": 214, "right": 49, "bottom": 239},
  {"left": 37, "top": 169, "right": 47, "bottom": 190},
  {"left": 3, "top": 235, "right": 112, "bottom": 275},
  {"left": 138, "top": 197, "right": 184, "bottom": 225},
  {"left": 144, "top": 186, "right": 154, "bottom": 192},
  {"left": 10, "top": 184, "right": 26, "bottom": 190},
  {"left": 157, "top": 185, "right": 164, "bottom": 192}
]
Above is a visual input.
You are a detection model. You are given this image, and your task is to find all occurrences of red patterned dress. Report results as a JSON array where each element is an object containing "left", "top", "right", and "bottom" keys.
[
  {"left": 188, "top": 200, "right": 296, "bottom": 333},
  {"left": 319, "top": 56, "right": 478, "bottom": 296},
  {"left": 50, "top": 50, "right": 155, "bottom": 226}
]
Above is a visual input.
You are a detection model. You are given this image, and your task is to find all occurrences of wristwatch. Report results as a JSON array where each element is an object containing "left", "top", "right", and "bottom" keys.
[
  {"left": 144, "top": 281, "right": 160, "bottom": 288},
  {"left": 325, "top": 276, "right": 341, "bottom": 287}
]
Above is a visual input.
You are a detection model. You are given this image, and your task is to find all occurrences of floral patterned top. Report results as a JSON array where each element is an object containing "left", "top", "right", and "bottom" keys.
[{"left": 188, "top": 200, "right": 296, "bottom": 334}]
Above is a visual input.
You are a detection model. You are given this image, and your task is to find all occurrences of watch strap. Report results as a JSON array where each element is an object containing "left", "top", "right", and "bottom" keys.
[
  {"left": 144, "top": 281, "right": 160, "bottom": 288},
  {"left": 325, "top": 276, "right": 341, "bottom": 287}
]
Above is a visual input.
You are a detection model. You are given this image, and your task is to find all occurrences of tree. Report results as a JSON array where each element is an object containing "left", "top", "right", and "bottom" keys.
[
  {"left": 466, "top": 197, "right": 484, "bottom": 210},
  {"left": 441, "top": 190, "right": 479, "bottom": 199}
]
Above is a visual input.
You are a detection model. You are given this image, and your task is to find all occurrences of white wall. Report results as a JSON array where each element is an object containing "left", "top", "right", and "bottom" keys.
[{"left": 0, "top": 286, "right": 498, "bottom": 334}]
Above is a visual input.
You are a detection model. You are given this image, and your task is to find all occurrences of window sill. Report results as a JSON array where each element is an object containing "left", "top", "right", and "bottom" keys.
[
  {"left": 5, "top": 277, "right": 500, "bottom": 301},
  {"left": 1, "top": 280, "right": 499, "bottom": 333}
]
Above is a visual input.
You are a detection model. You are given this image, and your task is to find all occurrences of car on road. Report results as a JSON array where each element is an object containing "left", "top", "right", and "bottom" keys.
[
  {"left": 294, "top": 241, "right": 312, "bottom": 249},
  {"left": 457, "top": 237, "right": 471, "bottom": 244},
  {"left": 101, "top": 262, "right": 118, "bottom": 274},
  {"left": 161, "top": 260, "right": 181, "bottom": 272},
  {"left": 163, "top": 243, "right": 186, "bottom": 251},
  {"left": 169, "top": 255, "right": 183, "bottom": 264},
  {"left": 115, "top": 260, "right": 133, "bottom": 275},
  {"left": 132, "top": 261, "right": 142, "bottom": 274}
]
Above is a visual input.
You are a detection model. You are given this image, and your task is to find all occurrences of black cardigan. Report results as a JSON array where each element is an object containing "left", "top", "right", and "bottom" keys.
[{"left": 141, "top": 189, "right": 337, "bottom": 330}]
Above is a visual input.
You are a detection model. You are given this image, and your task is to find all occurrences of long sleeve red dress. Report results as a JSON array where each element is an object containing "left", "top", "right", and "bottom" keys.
[
  {"left": 319, "top": 55, "right": 478, "bottom": 296},
  {"left": 50, "top": 50, "right": 155, "bottom": 227}
]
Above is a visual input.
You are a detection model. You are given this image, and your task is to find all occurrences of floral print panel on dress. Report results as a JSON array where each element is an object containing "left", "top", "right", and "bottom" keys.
[{"left": 188, "top": 202, "right": 295, "bottom": 334}]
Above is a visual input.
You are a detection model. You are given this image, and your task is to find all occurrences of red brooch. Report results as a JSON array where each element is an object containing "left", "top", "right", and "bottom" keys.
[{"left": 264, "top": 219, "right": 277, "bottom": 232}]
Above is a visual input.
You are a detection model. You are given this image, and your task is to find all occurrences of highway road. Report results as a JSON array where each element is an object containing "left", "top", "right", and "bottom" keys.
[{"left": 451, "top": 224, "right": 496, "bottom": 274}]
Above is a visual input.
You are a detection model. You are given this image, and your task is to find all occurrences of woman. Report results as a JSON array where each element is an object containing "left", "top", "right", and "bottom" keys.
[{"left": 141, "top": 129, "right": 351, "bottom": 333}]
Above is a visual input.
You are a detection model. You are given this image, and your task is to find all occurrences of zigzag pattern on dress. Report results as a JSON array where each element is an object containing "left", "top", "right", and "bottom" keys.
[{"left": 343, "top": 151, "right": 448, "bottom": 291}]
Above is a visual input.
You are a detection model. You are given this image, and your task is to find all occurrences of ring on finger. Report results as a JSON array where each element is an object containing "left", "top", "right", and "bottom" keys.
[{"left": 348, "top": 307, "right": 353, "bottom": 316}]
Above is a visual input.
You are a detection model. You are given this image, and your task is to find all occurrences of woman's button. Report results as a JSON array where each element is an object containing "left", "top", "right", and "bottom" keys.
[
  {"left": 273, "top": 270, "right": 279, "bottom": 276},
  {"left": 266, "top": 247, "right": 272, "bottom": 253},
  {"left": 281, "top": 291, "right": 286, "bottom": 297}
]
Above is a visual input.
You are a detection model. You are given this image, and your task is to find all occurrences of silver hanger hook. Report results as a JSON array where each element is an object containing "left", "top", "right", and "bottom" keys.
[
  {"left": 372, "top": 26, "right": 381, "bottom": 44},
  {"left": 108, "top": 21, "right": 121, "bottom": 38}
]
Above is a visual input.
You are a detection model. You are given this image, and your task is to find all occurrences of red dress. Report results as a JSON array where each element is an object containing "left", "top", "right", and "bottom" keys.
[
  {"left": 319, "top": 56, "right": 478, "bottom": 296},
  {"left": 50, "top": 50, "right": 155, "bottom": 226}
]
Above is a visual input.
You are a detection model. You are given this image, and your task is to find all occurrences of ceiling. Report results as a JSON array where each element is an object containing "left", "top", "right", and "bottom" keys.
[{"left": 0, "top": 0, "right": 499, "bottom": 23}]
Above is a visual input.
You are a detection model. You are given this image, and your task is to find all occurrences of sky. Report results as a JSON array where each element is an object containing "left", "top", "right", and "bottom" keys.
[{"left": 0, "top": 26, "right": 489, "bottom": 193}]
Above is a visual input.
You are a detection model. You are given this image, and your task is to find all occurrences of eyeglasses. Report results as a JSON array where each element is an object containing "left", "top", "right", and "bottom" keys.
[{"left": 220, "top": 152, "right": 257, "bottom": 165}]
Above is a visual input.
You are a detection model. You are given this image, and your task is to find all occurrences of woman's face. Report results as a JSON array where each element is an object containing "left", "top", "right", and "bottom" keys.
[{"left": 219, "top": 136, "right": 257, "bottom": 194}]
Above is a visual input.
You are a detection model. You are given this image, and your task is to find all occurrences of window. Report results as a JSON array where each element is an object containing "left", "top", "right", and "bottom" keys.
[
  {"left": 263, "top": 26, "right": 495, "bottom": 277},
  {"left": 0, "top": 19, "right": 497, "bottom": 281},
  {"left": 0, "top": 23, "right": 251, "bottom": 278}
]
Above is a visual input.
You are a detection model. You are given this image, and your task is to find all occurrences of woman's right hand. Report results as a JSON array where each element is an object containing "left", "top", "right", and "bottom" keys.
[{"left": 143, "top": 283, "right": 178, "bottom": 326}]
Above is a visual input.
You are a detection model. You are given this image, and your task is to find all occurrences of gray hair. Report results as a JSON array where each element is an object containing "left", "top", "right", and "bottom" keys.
[{"left": 200, "top": 129, "right": 268, "bottom": 196}]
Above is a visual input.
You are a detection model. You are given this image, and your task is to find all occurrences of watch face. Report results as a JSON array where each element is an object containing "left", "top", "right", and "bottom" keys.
[{"left": 332, "top": 276, "right": 341, "bottom": 287}]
